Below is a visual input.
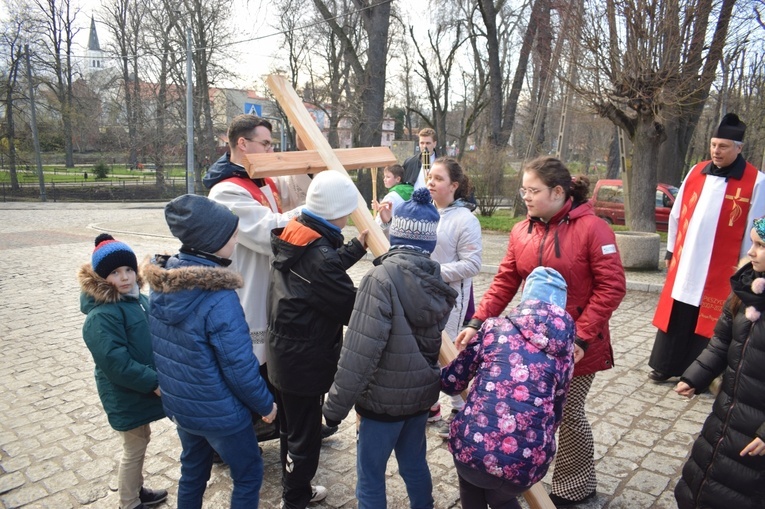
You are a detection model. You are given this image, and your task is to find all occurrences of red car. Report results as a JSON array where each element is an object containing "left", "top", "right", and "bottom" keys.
[{"left": 590, "top": 179, "right": 678, "bottom": 232}]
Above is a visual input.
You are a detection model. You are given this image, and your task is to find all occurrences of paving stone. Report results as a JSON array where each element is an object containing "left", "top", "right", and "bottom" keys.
[
  {"left": 0, "top": 483, "right": 48, "bottom": 508},
  {"left": 0, "top": 204, "right": 693, "bottom": 508},
  {"left": 0, "top": 471, "right": 25, "bottom": 495},
  {"left": 607, "top": 488, "right": 658, "bottom": 508},
  {"left": 625, "top": 469, "right": 669, "bottom": 496},
  {"left": 640, "top": 451, "right": 686, "bottom": 476},
  {"left": 22, "top": 491, "right": 76, "bottom": 509},
  {"left": 40, "top": 470, "right": 79, "bottom": 495},
  {"left": 0, "top": 455, "right": 31, "bottom": 475},
  {"left": 70, "top": 482, "right": 109, "bottom": 505},
  {"left": 75, "top": 457, "right": 114, "bottom": 482},
  {"left": 25, "top": 461, "right": 62, "bottom": 483}
]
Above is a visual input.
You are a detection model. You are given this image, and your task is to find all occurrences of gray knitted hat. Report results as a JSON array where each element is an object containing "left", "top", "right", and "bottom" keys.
[{"left": 165, "top": 194, "right": 239, "bottom": 254}]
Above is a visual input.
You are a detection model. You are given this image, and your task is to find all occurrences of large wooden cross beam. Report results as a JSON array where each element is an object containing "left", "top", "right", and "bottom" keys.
[
  {"left": 262, "top": 74, "right": 554, "bottom": 509},
  {"left": 243, "top": 147, "right": 397, "bottom": 178}
]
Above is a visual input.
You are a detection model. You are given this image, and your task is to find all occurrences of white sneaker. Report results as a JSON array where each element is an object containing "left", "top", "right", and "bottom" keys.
[
  {"left": 279, "top": 485, "right": 328, "bottom": 508},
  {"left": 310, "top": 485, "right": 328, "bottom": 503}
]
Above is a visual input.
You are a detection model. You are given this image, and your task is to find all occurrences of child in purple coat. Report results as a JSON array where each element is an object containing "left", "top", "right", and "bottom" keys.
[{"left": 441, "top": 266, "right": 576, "bottom": 509}]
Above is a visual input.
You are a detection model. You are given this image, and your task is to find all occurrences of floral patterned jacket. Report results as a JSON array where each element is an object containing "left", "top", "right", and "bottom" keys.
[{"left": 441, "top": 299, "right": 575, "bottom": 486}]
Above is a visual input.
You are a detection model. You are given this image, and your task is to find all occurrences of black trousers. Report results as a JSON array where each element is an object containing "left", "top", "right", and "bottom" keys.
[
  {"left": 649, "top": 300, "right": 709, "bottom": 376},
  {"left": 275, "top": 390, "right": 323, "bottom": 509}
]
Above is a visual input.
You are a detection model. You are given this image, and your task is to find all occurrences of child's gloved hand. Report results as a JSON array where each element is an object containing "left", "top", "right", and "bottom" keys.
[{"left": 262, "top": 403, "right": 278, "bottom": 424}]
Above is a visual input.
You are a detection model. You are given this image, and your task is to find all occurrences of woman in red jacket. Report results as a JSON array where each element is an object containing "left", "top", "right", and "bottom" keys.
[{"left": 456, "top": 156, "right": 626, "bottom": 505}]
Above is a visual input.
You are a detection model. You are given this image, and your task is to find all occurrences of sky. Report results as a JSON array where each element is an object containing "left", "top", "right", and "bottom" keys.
[
  {"left": 67, "top": 0, "right": 418, "bottom": 92},
  {"left": 0, "top": 0, "right": 425, "bottom": 97},
  {"left": 69, "top": 0, "right": 285, "bottom": 90}
]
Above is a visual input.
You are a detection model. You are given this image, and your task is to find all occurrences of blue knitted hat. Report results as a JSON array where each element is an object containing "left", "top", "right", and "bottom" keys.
[
  {"left": 389, "top": 187, "right": 439, "bottom": 254},
  {"left": 754, "top": 216, "right": 765, "bottom": 242},
  {"left": 521, "top": 266, "right": 568, "bottom": 309},
  {"left": 91, "top": 233, "right": 137, "bottom": 279}
]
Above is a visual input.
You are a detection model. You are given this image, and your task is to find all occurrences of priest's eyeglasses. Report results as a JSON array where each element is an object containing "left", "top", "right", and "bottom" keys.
[{"left": 244, "top": 137, "right": 272, "bottom": 149}]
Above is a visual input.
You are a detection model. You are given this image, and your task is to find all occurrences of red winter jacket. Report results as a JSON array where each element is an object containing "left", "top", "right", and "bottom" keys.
[{"left": 475, "top": 200, "right": 626, "bottom": 376}]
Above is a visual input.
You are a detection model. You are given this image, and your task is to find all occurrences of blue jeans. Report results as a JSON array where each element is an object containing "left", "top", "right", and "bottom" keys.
[
  {"left": 176, "top": 425, "right": 263, "bottom": 509},
  {"left": 356, "top": 412, "right": 433, "bottom": 509}
]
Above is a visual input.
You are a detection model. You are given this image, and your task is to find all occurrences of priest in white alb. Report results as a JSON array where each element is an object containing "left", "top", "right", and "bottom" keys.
[{"left": 649, "top": 113, "right": 765, "bottom": 382}]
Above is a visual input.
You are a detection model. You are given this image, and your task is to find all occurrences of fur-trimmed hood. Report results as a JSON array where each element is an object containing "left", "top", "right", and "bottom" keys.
[
  {"left": 78, "top": 264, "right": 144, "bottom": 313},
  {"left": 142, "top": 253, "right": 243, "bottom": 326}
]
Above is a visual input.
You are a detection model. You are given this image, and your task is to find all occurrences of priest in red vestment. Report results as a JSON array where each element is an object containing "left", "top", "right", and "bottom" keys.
[{"left": 649, "top": 113, "right": 765, "bottom": 381}]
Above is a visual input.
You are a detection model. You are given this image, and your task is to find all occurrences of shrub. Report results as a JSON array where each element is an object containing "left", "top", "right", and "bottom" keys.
[
  {"left": 93, "top": 162, "right": 109, "bottom": 180},
  {"left": 461, "top": 146, "right": 512, "bottom": 217}
]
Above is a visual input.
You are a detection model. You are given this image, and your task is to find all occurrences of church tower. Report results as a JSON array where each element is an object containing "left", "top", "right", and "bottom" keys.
[{"left": 86, "top": 16, "right": 105, "bottom": 73}]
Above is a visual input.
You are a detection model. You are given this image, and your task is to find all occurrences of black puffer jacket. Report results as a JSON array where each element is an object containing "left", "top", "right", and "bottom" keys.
[
  {"left": 401, "top": 149, "right": 438, "bottom": 185},
  {"left": 267, "top": 213, "right": 366, "bottom": 397},
  {"left": 324, "top": 248, "right": 458, "bottom": 422},
  {"left": 675, "top": 263, "right": 765, "bottom": 509}
]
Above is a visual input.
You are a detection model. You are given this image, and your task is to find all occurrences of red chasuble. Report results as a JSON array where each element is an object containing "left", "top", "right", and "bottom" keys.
[
  {"left": 653, "top": 161, "right": 757, "bottom": 338},
  {"left": 222, "top": 176, "right": 283, "bottom": 213}
]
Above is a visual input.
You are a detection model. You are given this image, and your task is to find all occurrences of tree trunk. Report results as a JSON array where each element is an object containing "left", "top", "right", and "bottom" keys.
[
  {"left": 627, "top": 115, "right": 662, "bottom": 232},
  {"left": 499, "top": 0, "right": 542, "bottom": 148},
  {"left": 357, "top": 0, "right": 391, "bottom": 147},
  {"left": 656, "top": 110, "right": 684, "bottom": 186},
  {"left": 477, "top": 0, "right": 503, "bottom": 147},
  {"left": 606, "top": 128, "right": 620, "bottom": 179},
  {"left": 6, "top": 87, "right": 19, "bottom": 190}
]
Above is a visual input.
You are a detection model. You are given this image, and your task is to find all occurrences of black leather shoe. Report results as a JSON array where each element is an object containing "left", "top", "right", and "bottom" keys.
[
  {"left": 648, "top": 370, "right": 671, "bottom": 381},
  {"left": 548, "top": 490, "right": 596, "bottom": 506},
  {"left": 139, "top": 486, "right": 168, "bottom": 506}
]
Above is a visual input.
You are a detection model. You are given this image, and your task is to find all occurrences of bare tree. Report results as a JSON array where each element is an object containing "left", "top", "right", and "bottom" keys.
[
  {"left": 101, "top": 0, "right": 146, "bottom": 168},
  {"left": 31, "top": 0, "right": 79, "bottom": 167},
  {"left": 0, "top": 1, "right": 32, "bottom": 189},
  {"left": 473, "top": 0, "right": 536, "bottom": 148},
  {"left": 141, "top": 0, "right": 187, "bottom": 185},
  {"left": 408, "top": 20, "right": 467, "bottom": 151},
  {"left": 573, "top": 0, "right": 737, "bottom": 232},
  {"left": 312, "top": 0, "right": 392, "bottom": 148},
  {"left": 182, "top": 0, "right": 237, "bottom": 189}
]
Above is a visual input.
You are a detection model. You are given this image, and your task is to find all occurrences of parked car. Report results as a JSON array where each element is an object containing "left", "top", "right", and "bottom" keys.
[{"left": 590, "top": 179, "right": 678, "bottom": 232}]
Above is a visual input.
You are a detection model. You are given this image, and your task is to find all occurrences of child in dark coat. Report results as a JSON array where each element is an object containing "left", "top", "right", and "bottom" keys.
[
  {"left": 78, "top": 234, "right": 167, "bottom": 509},
  {"left": 144, "top": 195, "right": 276, "bottom": 509},
  {"left": 324, "top": 188, "right": 458, "bottom": 509},
  {"left": 267, "top": 170, "right": 368, "bottom": 509},
  {"left": 441, "top": 266, "right": 576, "bottom": 509},
  {"left": 674, "top": 217, "right": 765, "bottom": 509}
]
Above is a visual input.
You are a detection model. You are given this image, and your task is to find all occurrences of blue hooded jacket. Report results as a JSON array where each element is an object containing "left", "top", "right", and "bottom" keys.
[{"left": 143, "top": 252, "right": 274, "bottom": 436}]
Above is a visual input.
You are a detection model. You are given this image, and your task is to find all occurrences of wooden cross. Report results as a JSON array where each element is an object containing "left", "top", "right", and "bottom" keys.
[{"left": 256, "top": 74, "right": 554, "bottom": 509}]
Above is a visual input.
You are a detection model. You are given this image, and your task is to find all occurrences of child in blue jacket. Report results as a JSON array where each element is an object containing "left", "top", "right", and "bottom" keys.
[
  {"left": 144, "top": 195, "right": 276, "bottom": 509},
  {"left": 79, "top": 234, "right": 167, "bottom": 509}
]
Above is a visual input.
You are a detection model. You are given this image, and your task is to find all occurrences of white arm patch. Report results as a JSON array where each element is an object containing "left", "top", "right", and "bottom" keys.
[{"left": 602, "top": 244, "right": 617, "bottom": 255}]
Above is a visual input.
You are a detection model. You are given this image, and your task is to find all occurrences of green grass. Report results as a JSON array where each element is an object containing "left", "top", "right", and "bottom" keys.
[
  {"left": 476, "top": 210, "right": 669, "bottom": 239},
  {"left": 0, "top": 164, "right": 187, "bottom": 185},
  {"left": 476, "top": 209, "right": 523, "bottom": 233}
]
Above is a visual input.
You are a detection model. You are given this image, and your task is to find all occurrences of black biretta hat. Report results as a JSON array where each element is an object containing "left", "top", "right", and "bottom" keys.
[{"left": 712, "top": 113, "right": 746, "bottom": 142}]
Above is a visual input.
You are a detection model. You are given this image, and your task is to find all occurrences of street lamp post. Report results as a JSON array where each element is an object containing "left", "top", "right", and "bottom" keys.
[{"left": 186, "top": 26, "right": 194, "bottom": 194}]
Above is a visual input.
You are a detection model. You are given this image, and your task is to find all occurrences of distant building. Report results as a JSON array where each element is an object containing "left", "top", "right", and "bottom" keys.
[{"left": 303, "top": 103, "right": 396, "bottom": 149}]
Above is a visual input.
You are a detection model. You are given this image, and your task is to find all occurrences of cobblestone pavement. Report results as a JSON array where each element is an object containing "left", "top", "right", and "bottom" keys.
[{"left": 0, "top": 202, "right": 708, "bottom": 508}]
